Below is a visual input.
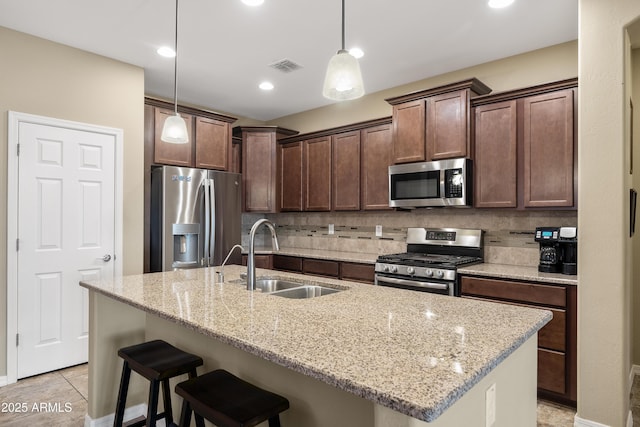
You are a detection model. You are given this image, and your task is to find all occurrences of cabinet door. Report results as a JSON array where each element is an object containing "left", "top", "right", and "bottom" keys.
[
  {"left": 304, "top": 136, "right": 332, "bottom": 211},
  {"left": 523, "top": 89, "right": 574, "bottom": 207},
  {"left": 474, "top": 101, "right": 518, "bottom": 208},
  {"left": 242, "top": 132, "right": 276, "bottom": 212},
  {"left": 361, "top": 124, "right": 393, "bottom": 210},
  {"left": 279, "top": 142, "right": 304, "bottom": 211},
  {"left": 154, "top": 107, "right": 194, "bottom": 167},
  {"left": 427, "top": 89, "right": 469, "bottom": 160},
  {"left": 194, "top": 116, "right": 229, "bottom": 170},
  {"left": 392, "top": 100, "right": 425, "bottom": 164},
  {"left": 231, "top": 138, "right": 242, "bottom": 173},
  {"left": 332, "top": 131, "right": 360, "bottom": 211}
]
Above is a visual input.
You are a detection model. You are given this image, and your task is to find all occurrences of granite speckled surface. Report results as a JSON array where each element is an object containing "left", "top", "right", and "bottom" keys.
[
  {"left": 459, "top": 263, "right": 578, "bottom": 286},
  {"left": 80, "top": 265, "right": 551, "bottom": 422}
]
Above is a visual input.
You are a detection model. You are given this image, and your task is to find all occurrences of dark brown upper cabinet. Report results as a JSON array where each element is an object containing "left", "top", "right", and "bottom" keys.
[
  {"left": 234, "top": 126, "right": 299, "bottom": 213},
  {"left": 471, "top": 78, "right": 578, "bottom": 209},
  {"left": 146, "top": 97, "right": 236, "bottom": 171},
  {"left": 361, "top": 123, "right": 393, "bottom": 210},
  {"left": 332, "top": 131, "right": 361, "bottom": 211},
  {"left": 279, "top": 141, "right": 304, "bottom": 212},
  {"left": 304, "top": 136, "right": 332, "bottom": 211},
  {"left": 386, "top": 78, "right": 491, "bottom": 164}
]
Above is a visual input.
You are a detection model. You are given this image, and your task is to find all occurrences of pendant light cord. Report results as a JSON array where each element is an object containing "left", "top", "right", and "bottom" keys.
[
  {"left": 341, "top": 0, "right": 345, "bottom": 51},
  {"left": 173, "top": 0, "right": 179, "bottom": 115}
]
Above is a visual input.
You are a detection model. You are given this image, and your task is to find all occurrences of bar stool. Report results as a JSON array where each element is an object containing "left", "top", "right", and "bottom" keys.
[
  {"left": 113, "top": 340, "right": 203, "bottom": 427},
  {"left": 175, "top": 369, "right": 290, "bottom": 427}
]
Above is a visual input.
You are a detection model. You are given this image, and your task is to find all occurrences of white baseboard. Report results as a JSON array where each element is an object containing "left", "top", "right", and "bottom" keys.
[
  {"left": 83, "top": 403, "right": 153, "bottom": 427},
  {"left": 0, "top": 376, "right": 7, "bottom": 387},
  {"left": 573, "top": 415, "right": 611, "bottom": 427}
]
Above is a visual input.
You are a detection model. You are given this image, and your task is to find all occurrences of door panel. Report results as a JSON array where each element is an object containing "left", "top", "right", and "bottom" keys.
[{"left": 17, "top": 122, "right": 116, "bottom": 378}]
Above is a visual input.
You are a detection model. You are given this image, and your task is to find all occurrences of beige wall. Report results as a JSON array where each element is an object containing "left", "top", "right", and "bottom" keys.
[
  {"left": 578, "top": 1, "right": 640, "bottom": 425},
  {"left": 0, "top": 27, "right": 145, "bottom": 377},
  {"left": 270, "top": 40, "right": 578, "bottom": 134}
]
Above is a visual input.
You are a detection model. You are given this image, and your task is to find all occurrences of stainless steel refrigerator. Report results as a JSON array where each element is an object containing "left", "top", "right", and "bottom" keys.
[{"left": 149, "top": 165, "right": 242, "bottom": 272}]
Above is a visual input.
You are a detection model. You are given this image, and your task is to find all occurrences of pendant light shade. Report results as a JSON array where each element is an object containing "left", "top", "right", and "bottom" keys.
[
  {"left": 323, "top": 49, "right": 365, "bottom": 100},
  {"left": 323, "top": 0, "right": 364, "bottom": 101},
  {"left": 161, "top": 0, "right": 189, "bottom": 144},
  {"left": 161, "top": 114, "right": 189, "bottom": 143}
]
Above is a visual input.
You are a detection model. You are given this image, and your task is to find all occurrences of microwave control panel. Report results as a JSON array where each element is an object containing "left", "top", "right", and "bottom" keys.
[{"left": 444, "top": 168, "right": 464, "bottom": 198}]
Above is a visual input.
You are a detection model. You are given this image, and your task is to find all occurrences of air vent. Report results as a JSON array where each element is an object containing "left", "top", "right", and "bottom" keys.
[{"left": 269, "top": 58, "right": 303, "bottom": 73}]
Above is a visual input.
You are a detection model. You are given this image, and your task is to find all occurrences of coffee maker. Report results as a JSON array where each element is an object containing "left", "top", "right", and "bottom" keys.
[
  {"left": 535, "top": 227, "right": 561, "bottom": 273},
  {"left": 558, "top": 226, "right": 577, "bottom": 275},
  {"left": 534, "top": 226, "right": 577, "bottom": 275}
]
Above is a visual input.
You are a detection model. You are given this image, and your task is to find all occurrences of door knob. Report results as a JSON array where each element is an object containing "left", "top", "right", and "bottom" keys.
[{"left": 97, "top": 254, "right": 112, "bottom": 262}]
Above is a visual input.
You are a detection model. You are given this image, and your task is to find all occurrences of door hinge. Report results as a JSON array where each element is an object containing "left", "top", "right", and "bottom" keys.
[
  {"left": 16, "top": 238, "right": 19, "bottom": 251},
  {"left": 16, "top": 143, "right": 20, "bottom": 156},
  {"left": 16, "top": 333, "right": 19, "bottom": 347}
]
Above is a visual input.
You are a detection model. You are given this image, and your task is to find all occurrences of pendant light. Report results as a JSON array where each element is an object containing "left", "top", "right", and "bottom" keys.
[
  {"left": 161, "top": 0, "right": 189, "bottom": 144},
  {"left": 322, "top": 0, "right": 364, "bottom": 101}
]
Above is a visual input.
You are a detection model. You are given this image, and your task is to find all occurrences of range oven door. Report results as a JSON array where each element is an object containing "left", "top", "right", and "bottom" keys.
[{"left": 374, "top": 273, "right": 456, "bottom": 296}]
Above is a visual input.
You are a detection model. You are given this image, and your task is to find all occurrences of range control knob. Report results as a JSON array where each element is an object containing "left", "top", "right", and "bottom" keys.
[
  {"left": 407, "top": 267, "right": 415, "bottom": 275},
  {"left": 435, "top": 270, "right": 444, "bottom": 279},
  {"left": 390, "top": 265, "right": 398, "bottom": 273},
  {"left": 425, "top": 269, "right": 433, "bottom": 277},
  {"left": 383, "top": 265, "right": 390, "bottom": 272}
]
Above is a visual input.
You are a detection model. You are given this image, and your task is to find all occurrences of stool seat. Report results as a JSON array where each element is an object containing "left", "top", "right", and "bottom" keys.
[
  {"left": 118, "top": 339, "right": 203, "bottom": 381},
  {"left": 114, "top": 340, "right": 203, "bottom": 427},
  {"left": 175, "top": 369, "right": 290, "bottom": 427}
]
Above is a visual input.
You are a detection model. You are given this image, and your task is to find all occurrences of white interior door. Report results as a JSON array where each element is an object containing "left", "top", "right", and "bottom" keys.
[{"left": 15, "top": 120, "right": 116, "bottom": 378}]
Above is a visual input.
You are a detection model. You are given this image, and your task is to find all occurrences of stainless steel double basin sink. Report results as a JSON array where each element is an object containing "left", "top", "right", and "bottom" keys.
[{"left": 253, "top": 277, "right": 343, "bottom": 299}]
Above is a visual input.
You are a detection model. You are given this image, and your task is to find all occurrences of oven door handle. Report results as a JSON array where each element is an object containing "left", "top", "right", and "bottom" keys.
[{"left": 375, "top": 275, "right": 451, "bottom": 291}]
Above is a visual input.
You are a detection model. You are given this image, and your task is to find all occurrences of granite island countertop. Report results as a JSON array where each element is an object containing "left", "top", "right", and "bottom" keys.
[{"left": 80, "top": 265, "right": 551, "bottom": 422}]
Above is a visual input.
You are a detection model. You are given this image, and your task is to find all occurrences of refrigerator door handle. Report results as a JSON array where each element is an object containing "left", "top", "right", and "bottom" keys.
[
  {"left": 209, "top": 178, "right": 216, "bottom": 267},
  {"left": 203, "top": 179, "right": 211, "bottom": 266}
]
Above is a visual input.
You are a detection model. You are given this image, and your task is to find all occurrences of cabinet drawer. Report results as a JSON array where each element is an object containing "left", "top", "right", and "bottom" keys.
[
  {"left": 538, "top": 348, "right": 566, "bottom": 395},
  {"left": 341, "top": 262, "right": 375, "bottom": 284},
  {"left": 539, "top": 308, "right": 566, "bottom": 352},
  {"left": 273, "top": 255, "right": 302, "bottom": 272},
  {"left": 460, "top": 276, "right": 566, "bottom": 307},
  {"left": 303, "top": 259, "right": 340, "bottom": 277},
  {"left": 241, "top": 254, "right": 272, "bottom": 269}
]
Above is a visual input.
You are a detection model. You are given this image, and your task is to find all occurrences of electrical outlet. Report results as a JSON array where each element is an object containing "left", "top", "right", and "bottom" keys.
[
  {"left": 375, "top": 225, "right": 383, "bottom": 237},
  {"left": 328, "top": 224, "right": 335, "bottom": 235},
  {"left": 485, "top": 383, "right": 496, "bottom": 427}
]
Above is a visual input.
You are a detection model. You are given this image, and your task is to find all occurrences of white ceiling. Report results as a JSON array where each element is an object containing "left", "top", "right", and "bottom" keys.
[{"left": 0, "top": 0, "right": 578, "bottom": 121}]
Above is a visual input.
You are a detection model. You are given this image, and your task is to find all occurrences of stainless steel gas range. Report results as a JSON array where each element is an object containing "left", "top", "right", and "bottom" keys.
[{"left": 374, "top": 228, "right": 483, "bottom": 296}]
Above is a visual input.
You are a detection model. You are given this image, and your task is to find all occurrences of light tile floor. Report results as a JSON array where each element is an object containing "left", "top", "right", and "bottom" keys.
[{"left": 1, "top": 363, "right": 618, "bottom": 426}]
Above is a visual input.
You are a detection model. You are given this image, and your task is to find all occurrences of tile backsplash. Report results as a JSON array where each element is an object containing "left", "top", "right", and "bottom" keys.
[{"left": 242, "top": 209, "right": 577, "bottom": 267}]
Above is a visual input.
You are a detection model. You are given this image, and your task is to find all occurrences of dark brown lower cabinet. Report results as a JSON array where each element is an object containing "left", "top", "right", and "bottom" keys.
[
  {"left": 271, "top": 255, "right": 375, "bottom": 284},
  {"left": 240, "top": 254, "right": 272, "bottom": 269},
  {"left": 460, "top": 275, "right": 576, "bottom": 406}
]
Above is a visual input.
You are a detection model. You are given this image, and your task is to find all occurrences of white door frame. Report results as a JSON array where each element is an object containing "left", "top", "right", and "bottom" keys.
[{"left": 6, "top": 111, "right": 124, "bottom": 385}]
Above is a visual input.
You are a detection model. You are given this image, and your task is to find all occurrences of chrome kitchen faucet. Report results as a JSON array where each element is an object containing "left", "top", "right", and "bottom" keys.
[{"left": 247, "top": 219, "right": 279, "bottom": 290}]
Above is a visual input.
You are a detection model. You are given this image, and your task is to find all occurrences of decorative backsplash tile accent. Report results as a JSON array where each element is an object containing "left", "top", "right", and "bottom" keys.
[{"left": 241, "top": 209, "right": 577, "bottom": 267}]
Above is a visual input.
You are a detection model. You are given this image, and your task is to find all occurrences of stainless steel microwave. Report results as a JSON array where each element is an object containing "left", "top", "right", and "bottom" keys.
[{"left": 388, "top": 158, "right": 472, "bottom": 208}]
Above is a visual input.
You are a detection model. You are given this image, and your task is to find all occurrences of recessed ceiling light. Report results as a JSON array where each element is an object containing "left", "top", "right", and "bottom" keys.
[
  {"left": 157, "top": 46, "right": 176, "bottom": 58},
  {"left": 242, "top": 0, "right": 264, "bottom": 6},
  {"left": 488, "top": 0, "right": 515, "bottom": 8},
  {"left": 349, "top": 47, "right": 364, "bottom": 59},
  {"left": 259, "top": 81, "right": 274, "bottom": 91}
]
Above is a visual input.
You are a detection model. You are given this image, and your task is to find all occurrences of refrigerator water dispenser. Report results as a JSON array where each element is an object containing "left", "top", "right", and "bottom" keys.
[{"left": 172, "top": 223, "right": 200, "bottom": 269}]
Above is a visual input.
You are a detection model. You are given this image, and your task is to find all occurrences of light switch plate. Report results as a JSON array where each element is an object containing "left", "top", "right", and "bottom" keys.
[
  {"left": 328, "top": 224, "right": 335, "bottom": 235},
  {"left": 375, "top": 225, "right": 382, "bottom": 237}
]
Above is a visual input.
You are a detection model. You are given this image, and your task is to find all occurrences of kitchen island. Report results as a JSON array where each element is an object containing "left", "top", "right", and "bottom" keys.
[{"left": 81, "top": 265, "right": 551, "bottom": 426}]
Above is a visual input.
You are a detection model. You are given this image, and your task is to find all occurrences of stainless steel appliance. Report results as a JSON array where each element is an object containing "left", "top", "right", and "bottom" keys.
[
  {"left": 535, "top": 226, "right": 577, "bottom": 275},
  {"left": 374, "top": 228, "right": 483, "bottom": 296},
  {"left": 388, "top": 158, "right": 472, "bottom": 208},
  {"left": 149, "top": 166, "right": 242, "bottom": 272}
]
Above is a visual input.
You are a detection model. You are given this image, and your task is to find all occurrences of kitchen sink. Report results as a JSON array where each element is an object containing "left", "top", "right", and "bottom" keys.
[
  {"left": 240, "top": 276, "right": 344, "bottom": 299},
  {"left": 269, "top": 285, "right": 341, "bottom": 299},
  {"left": 254, "top": 278, "right": 304, "bottom": 293}
]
